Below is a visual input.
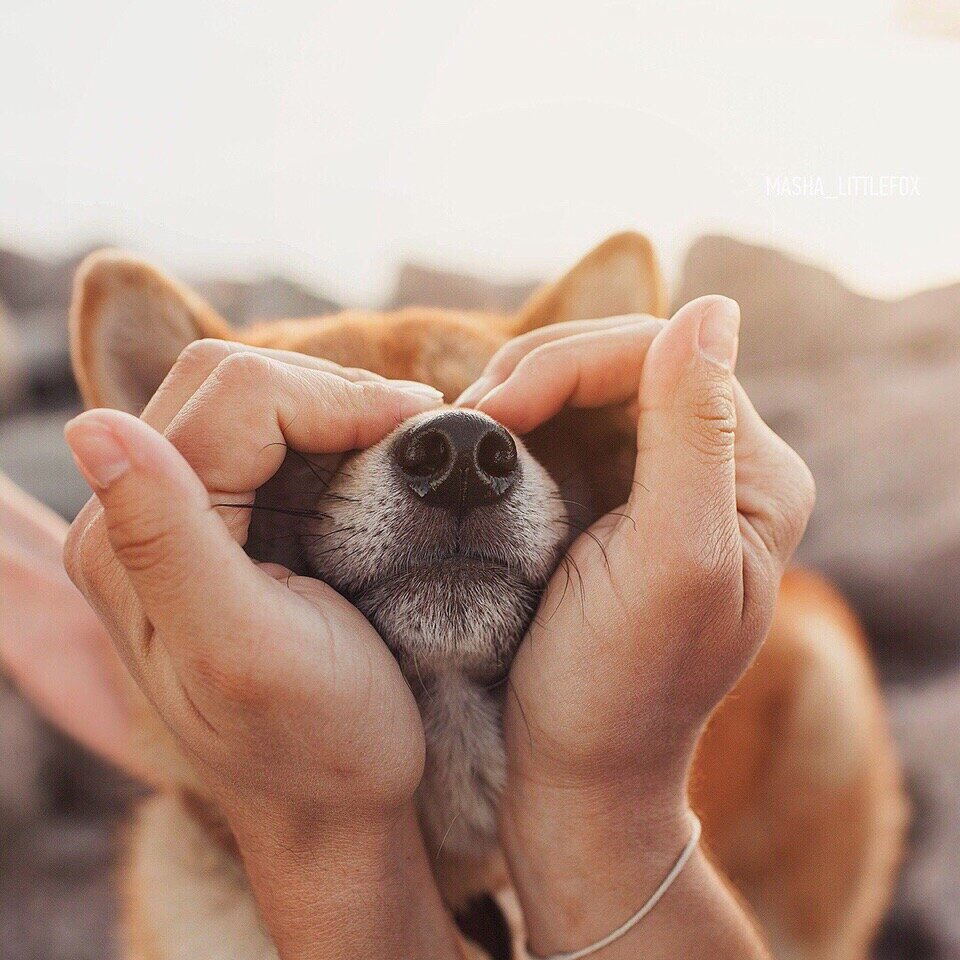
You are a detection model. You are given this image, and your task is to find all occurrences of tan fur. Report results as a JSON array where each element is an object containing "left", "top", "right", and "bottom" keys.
[
  {"left": 70, "top": 233, "right": 906, "bottom": 959},
  {"left": 693, "top": 569, "right": 907, "bottom": 959}
]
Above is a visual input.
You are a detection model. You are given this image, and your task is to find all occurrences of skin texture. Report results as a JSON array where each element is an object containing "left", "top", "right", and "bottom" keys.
[
  {"left": 2, "top": 233, "right": 906, "bottom": 959},
  {"left": 457, "top": 298, "right": 799, "bottom": 958},
  {"left": 62, "top": 357, "right": 464, "bottom": 960},
  {"left": 64, "top": 299, "right": 785, "bottom": 960},
  {"left": 463, "top": 302, "right": 902, "bottom": 960}
]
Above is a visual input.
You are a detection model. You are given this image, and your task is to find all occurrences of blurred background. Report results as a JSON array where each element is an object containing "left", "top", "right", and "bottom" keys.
[{"left": 1, "top": 1, "right": 959, "bottom": 958}]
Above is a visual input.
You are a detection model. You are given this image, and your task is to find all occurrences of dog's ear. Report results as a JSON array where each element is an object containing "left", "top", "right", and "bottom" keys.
[
  {"left": 515, "top": 232, "right": 666, "bottom": 333},
  {"left": 516, "top": 233, "right": 663, "bottom": 520},
  {"left": 70, "top": 251, "right": 233, "bottom": 413}
]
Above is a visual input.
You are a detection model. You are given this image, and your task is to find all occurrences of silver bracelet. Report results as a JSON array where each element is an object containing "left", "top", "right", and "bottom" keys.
[{"left": 527, "top": 813, "right": 703, "bottom": 960}]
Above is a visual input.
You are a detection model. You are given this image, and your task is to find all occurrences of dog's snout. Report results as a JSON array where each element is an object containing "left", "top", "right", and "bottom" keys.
[{"left": 393, "top": 411, "right": 519, "bottom": 513}]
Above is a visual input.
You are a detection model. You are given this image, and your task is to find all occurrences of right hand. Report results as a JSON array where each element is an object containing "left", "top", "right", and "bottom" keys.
[
  {"left": 461, "top": 298, "right": 815, "bottom": 797},
  {"left": 62, "top": 340, "right": 445, "bottom": 834},
  {"left": 459, "top": 299, "right": 811, "bottom": 959}
]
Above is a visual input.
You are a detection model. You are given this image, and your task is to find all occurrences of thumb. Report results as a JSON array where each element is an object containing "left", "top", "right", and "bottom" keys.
[
  {"left": 65, "top": 409, "right": 259, "bottom": 661},
  {"left": 627, "top": 296, "right": 741, "bottom": 551}
]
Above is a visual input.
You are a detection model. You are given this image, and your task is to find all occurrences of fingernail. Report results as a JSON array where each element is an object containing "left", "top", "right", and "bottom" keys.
[
  {"left": 391, "top": 380, "right": 444, "bottom": 400},
  {"left": 398, "top": 392, "right": 445, "bottom": 418},
  {"left": 65, "top": 416, "right": 130, "bottom": 489},
  {"left": 455, "top": 375, "right": 496, "bottom": 407},
  {"left": 392, "top": 383, "right": 445, "bottom": 419},
  {"left": 698, "top": 297, "right": 740, "bottom": 368}
]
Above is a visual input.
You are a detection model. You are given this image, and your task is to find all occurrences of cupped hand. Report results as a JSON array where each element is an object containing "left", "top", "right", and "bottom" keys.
[
  {"left": 459, "top": 298, "right": 812, "bottom": 958},
  {"left": 462, "top": 297, "right": 814, "bottom": 792},
  {"left": 63, "top": 340, "right": 445, "bottom": 830}
]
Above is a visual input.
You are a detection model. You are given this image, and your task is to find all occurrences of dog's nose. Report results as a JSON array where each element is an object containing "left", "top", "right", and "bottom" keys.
[{"left": 392, "top": 411, "right": 519, "bottom": 513}]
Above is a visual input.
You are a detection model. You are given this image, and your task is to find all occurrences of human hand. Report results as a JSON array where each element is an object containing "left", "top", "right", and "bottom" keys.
[
  {"left": 63, "top": 341, "right": 448, "bottom": 826},
  {"left": 459, "top": 297, "right": 812, "bottom": 957},
  {"left": 62, "top": 341, "right": 464, "bottom": 959}
]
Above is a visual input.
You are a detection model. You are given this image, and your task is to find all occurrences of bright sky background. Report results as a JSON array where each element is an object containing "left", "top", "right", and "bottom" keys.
[{"left": 1, "top": 0, "right": 958, "bottom": 304}]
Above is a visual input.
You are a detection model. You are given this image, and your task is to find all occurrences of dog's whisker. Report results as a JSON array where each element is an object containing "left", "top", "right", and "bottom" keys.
[
  {"left": 435, "top": 813, "right": 462, "bottom": 861},
  {"left": 214, "top": 501, "right": 340, "bottom": 522}
]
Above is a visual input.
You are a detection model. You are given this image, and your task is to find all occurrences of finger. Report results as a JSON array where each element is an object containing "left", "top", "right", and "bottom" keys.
[
  {"left": 622, "top": 296, "right": 742, "bottom": 557},
  {"left": 63, "top": 356, "right": 442, "bottom": 680},
  {"left": 469, "top": 319, "right": 664, "bottom": 434},
  {"left": 732, "top": 379, "right": 816, "bottom": 567},
  {"left": 63, "top": 496, "right": 173, "bottom": 696},
  {"left": 456, "top": 314, "right": 657, "bottom": 407},
  {"left": 64, "top": 410, "right": 277, "bottom": 678},
  {"left": 163, "top": 353, "right": 443, "bottom": 504},
  {"left": 142, "top": 338, "right": 438, "bottom": 433},
  {"left": 67, "top": 353, "right": 439, "bottom": 625}
]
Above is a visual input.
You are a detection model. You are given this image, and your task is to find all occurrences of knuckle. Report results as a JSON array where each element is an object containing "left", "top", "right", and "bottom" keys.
[
  {"left": 210, "top": 351, "right": 273, "bottom": 392},
  {"left": 351, "top": 376, "right": 383, "bottom": 398},
  {"left": 350, "top": 377, "right": 389, "bottom": 410},
  {"left": 75, "top": 532, "right": 104, "bottom": 584},
  {"left": 173, "top": 338, "right": 234, "bottom": 379},
  {"left": 65, "top": 512, "right": 110, "bottom": 591},
  {"left": 107, "top": 517, "right": 176, "bottom": 576},
  {"left": 689, "top": 421, "right": 735, "bottom": 460},
  {"left": 687, "top": 381, "right": 736, "bottom": 458},
  {"left": 692, "top": 377, "right": 737, "bottom": 426},
  {"left": 328, "top": 377, "right": 374, "bottom": 428},
  {"left": 68, "top": 517, "right": 132, "bottom": 610},
  {"left": 517, "top": 341, "right": 561, "bottom": 375},
  {"left": 490, "top": 337, "right": 538, "bottom": 376}
]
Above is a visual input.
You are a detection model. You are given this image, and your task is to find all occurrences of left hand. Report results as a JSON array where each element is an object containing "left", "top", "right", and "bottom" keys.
[
  {"left": 62, "top": 342, "right": 444, "bottom": 827},
  {"left": 61, "top": 342, "right": 463, "bottom": 960}
]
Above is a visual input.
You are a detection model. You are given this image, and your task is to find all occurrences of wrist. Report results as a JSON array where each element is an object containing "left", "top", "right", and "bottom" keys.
[
  {"left": 501, "top": 769, "right": 695, "bottom": 957},
  {"left": 210, "top": 763, "right": 419, "bottom": 859},
  {"left": 226, "top": 796, "right": 412, "bottom": 886},
  {"left": 230, "top": 803, "right": 461, "bottom": 960},
  {"left": 502, "top": 739, "right": 694, "bottom": 836}
]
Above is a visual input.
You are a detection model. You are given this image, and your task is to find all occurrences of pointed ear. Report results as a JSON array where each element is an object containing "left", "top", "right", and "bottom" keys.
[
  {"left": 70, "top": 251, "right": 233, "bottom": 413},
  {"left": 515, "top": 232, "right": 667, "bottom": 333}
]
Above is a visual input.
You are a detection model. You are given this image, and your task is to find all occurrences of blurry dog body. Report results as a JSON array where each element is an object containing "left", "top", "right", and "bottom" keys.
[{"left": 68, "top": 234, "right": 906, "bottom": 960}]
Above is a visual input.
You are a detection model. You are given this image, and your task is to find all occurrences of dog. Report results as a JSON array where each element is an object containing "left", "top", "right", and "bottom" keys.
[{"left": 66, "top": 232, "right": 906, "bottom": 959}]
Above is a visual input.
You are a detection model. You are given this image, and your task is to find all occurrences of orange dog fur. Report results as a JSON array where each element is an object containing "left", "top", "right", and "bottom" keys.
[{"left": 69, "top": 233, "right": 906, "bottom": 960}]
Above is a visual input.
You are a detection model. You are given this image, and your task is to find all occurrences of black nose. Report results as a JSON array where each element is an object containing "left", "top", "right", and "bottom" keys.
[{"left": 392, "top": 411, "right": 519, "bottom": 513}]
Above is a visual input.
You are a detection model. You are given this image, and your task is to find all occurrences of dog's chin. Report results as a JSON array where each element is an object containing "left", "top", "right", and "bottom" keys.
[{"left": 346, "top": 558, "right": 542, "bottom": 682}]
